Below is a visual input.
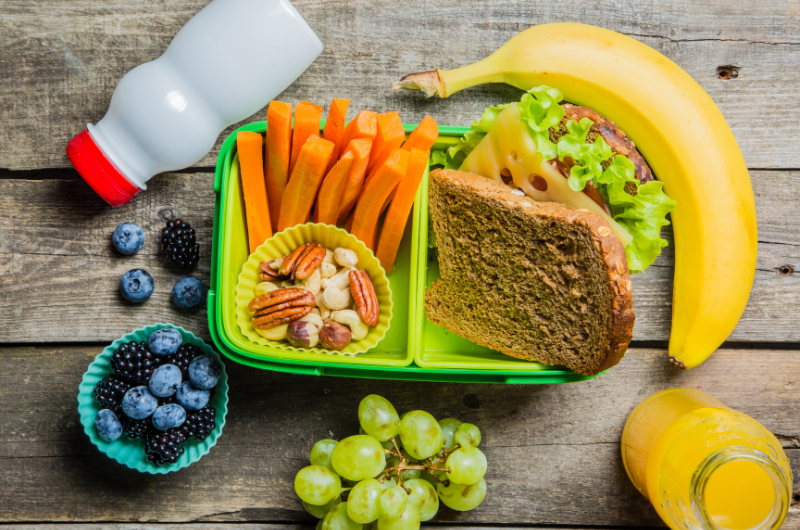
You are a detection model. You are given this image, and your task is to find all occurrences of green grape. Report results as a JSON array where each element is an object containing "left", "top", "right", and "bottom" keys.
[
  {"left": 347, "top": 479, "right": 384, "bottom": 524},
  {"left": 322, "top": 502, "right": 363, "bottom": 530},
  {"left": 331, "top": 435, "right": 386, "bottom": 481},
  {"left": 379, "top": 486, "right": 407, "bottom": 519},
  {"left": 311, "top": 439, "right": 339, "bottom": 470},
  {"left": 385, "top": 449, "right": 421, "bottom": 482},
  {"left": 381, "top": 439, "right": 394, "bottom": 451},
  {"left": 446, "top": 447, "right": 487, "bottom": 485},
  {"left": 358, "top": 395, "right": 401, "bottom": 442},
  {"left": 295, "top": 465, "right": 342, "bottom": 506},
  {"left": 317, "top": 520, "right": 324, "bottom": 530},
  {"left": 305, "top": 497, "right": 342, "bottom": 519},
  {"left": 398, "top": 411, "right": 444, "bottom": 460},
  {"left": 437, "top": 478, "right": 487, "bottom": 511},
  {"left": 438, "top": 418, "right": 462, "bottom": 451},
  {"left": 454, "top": 423, "right": 481, "bottom": 448},
  {"left": 404, "top": 478, "right": 439, "bottom": 521},
  {"left": 377, "top": 502, "right": 420, "bottom": 530}
]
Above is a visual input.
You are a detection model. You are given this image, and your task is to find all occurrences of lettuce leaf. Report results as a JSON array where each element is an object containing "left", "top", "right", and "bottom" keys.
[
  {"left": 438, "top": 103, "right": 508, "bottom": 169},
  {"left": 429, "top": 85, "right": 676, "bottom": 273}
]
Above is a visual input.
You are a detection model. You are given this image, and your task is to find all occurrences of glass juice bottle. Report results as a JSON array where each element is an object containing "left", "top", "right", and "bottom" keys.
[{"left": 621, "top": 389, "right": 792, "bottom": 530}]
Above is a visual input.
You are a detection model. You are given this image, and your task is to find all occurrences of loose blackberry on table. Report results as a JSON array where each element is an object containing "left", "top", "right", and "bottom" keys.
[
  {"left": 93, "top": 376, "right": 131, "bottom": 414},
  {"left": 161, "top": 219, "right": 200, "bottom": 270},
  {"left": 111, "top": 342, "right": 161, "bottom": 385}
]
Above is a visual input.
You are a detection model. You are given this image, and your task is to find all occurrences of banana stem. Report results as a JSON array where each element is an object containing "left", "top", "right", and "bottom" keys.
[{"left": 393, "top": 57, "right": 505, "bottom": 98}]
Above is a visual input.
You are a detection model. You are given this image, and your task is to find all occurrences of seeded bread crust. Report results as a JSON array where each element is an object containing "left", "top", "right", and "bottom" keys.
[{"left": 425, "top": 169, "right": 634, "bottom": 376}]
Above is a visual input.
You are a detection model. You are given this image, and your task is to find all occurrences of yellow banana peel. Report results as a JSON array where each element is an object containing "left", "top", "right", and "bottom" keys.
[{"left": 395, "top": 23, "right": 757, "bottom": 369}]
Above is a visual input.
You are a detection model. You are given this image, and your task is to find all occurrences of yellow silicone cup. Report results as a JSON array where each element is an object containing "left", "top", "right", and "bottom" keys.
[{"left": 235, "top": 223, "right": 392, "bottom": 356}]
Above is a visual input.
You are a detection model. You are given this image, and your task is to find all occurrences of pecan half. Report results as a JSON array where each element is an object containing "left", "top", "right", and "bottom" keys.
[
  {"left": 349, "top": 270, "right": 380, "bottom": 327},
  {"left": 294, "top": 245, "right": 326, "bottom": 280},
  {"left": 249, "top": 288, "right": 315, "bottom": 330},
  {"left": 259, "top": 260, "right": 288, "bottom": 282},
  {"left": 279, "top": 243, "right": 312, "bottom": 276}
]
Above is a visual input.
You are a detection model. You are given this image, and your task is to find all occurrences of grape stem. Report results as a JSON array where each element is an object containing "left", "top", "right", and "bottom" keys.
[{"left": 378, "top": 437, "right": 453, "bottom": 489}]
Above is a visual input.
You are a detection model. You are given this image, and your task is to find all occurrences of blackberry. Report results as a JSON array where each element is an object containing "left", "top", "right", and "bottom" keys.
[
  {"left": 120, "top": 416, "right": 153, "bottom": 441},
  {"left": 180, "top": 405, "right": 216, "bottom": 441},
  {"left": 161, "top": 219, "right": 199, "bottom": 270},
  {"left": 93, "top": 376, "right": 131, "bottom": 414},
  {"left": 145, "top": 429, "right": 186, "bottom": 466},
  {"left": 173, "top": 343, "right": 202, "bottom": 379},
  {"left": 111, "top": 342, "right": 161, "bottom": 384}
]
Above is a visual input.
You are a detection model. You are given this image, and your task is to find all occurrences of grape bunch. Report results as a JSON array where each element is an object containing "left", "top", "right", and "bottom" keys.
[{"left": 294, "top": 395, "right": 487, "bottom": 530}]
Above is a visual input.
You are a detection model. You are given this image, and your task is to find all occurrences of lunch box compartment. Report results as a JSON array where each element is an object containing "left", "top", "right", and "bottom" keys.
[{"left": 208, "top": 122, "right": 596, "bottom": 384}]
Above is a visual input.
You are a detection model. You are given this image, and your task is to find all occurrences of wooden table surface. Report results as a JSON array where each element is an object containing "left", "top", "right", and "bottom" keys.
[{"left": 1, "top": 0, "right": 799, "bottom": 528}]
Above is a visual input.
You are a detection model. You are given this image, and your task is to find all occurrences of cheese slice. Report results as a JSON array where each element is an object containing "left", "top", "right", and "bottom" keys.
[{"left": 460, "top": 103, "right": 632, "bottom": 246}]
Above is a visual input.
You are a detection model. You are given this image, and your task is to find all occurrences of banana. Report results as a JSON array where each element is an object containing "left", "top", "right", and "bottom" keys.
[{"left": 394, "top": 23, "right": 757, "bottom": 370}]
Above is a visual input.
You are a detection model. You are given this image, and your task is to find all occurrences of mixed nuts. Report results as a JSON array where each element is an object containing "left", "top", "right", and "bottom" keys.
[{"left": 248, "top": 242, "right": 380, "bottom": 351}]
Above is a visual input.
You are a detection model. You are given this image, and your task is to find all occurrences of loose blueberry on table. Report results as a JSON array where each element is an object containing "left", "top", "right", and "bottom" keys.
[
  {"left": 92, "top": 327, "right": 220, "bottom": 466},
  {"left": 119, "top": 269, "right": 154, "bottom": 303},
  {"left": 112, "top": 222, "right": 145, "bottom": 255},
  {"left": 171, "top": 276, "right": 206, "bottom": 309}
]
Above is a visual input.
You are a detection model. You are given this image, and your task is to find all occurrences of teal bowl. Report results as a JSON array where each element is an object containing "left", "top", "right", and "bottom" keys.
[{"left": 78, "top": 324, "right": 229, "bottom": 474}]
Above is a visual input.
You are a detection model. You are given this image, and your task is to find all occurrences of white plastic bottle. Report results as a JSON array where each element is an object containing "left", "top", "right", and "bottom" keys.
[{"left": 67, "top": 0, "right": 322, "bottom": 206}]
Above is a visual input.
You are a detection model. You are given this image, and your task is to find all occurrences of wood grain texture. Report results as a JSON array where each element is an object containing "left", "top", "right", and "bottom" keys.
[
  {"left": 1, "top": 172, "right": 798, "bottom": 343},
  {"left": 0, "top": 345, "right": 797, "bottom": 525},
  {"left": 0, "top": 0, "right": 799, "bottom": 171}
]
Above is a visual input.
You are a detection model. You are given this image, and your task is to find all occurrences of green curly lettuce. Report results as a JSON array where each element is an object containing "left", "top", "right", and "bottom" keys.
[{"left": 429, "top": 85, "right": 676, "bottom": 273}]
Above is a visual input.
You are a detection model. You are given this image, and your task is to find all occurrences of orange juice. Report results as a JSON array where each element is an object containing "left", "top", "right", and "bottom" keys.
[{"left": 621, "top": 389, "right": 792, "bottom": 530}]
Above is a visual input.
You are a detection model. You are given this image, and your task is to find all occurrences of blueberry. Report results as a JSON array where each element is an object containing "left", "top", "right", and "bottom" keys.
[
  {"left": 175, "top": 382, "right": 210, "bottom": 410},
  {"left": 148, "top": 364, "right": 182, "bottom": 397},
  {"left": 120, "top": 269, "right": 154, "bottom": 303},
  {"left": 112, "top": 222, "right": 145, "bottom": 254},
  {"left": 151, "top": 403, "right": 187, "bottom": 431},
  {"left": 171, "top": 276, "right": 206, "bottom": 309},
  {"left": 121, "top": 386, "right": 158, "bottom": 419},
  {"left": 148, "top": 328, "right": 183, "bottom": 356},
  {"left": 188, "top": 354, "right": 221, "bottom": 390},
  {"left": 95, "top": 409, "right": 123, "bottom": 441}
]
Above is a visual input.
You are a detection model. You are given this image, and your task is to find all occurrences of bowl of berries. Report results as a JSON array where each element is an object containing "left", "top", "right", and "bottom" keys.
[{"left": 78, "top": 324, "right": 228, "bottom": 474}]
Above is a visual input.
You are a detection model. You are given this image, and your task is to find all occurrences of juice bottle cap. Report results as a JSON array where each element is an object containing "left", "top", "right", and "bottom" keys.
[{"left": 66, "top": 128, "right": 141, "bottom": 207}]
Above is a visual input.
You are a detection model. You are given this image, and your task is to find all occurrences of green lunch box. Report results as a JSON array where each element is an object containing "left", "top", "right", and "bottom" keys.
[{"left": 208, "top": 121, "right": 598, "bottom": 384}]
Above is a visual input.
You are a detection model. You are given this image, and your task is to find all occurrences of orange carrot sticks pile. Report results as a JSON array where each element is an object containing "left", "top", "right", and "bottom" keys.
[{"left": 237, "top": 99, "right": 437, "bottom": 273}]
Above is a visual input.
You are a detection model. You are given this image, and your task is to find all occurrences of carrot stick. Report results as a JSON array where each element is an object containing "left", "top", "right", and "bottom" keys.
[
  {"left": 367, "top": 112, "right": 405, "bottom": 173},
  {"left": 322, "top": 98, "right": 350, "bottom": 172},
  {"left": 401, "top": 115, "right": 439, "bottom": 152},
  {"left": 351, "top": 149, "right": 409, "bottom": 250},
  {"left": 237, "top": 131, "right": 272, "bottom": 252},
  {"left": 376, "top": 148, "right": 429, "bottom": 272},
  {"left": 278, "top": 135, "right": 334, "bottom": 231},
  {"left": 290, "top": 101, "right": 323, "bottom": 175},
  {"left": 336, "top": 138, "right": 373, "bottom": 225},
  {"left": 265, "top": 101, "right": 292, "bottom": 231},
  {"left": 340, "top": 110, "right": 377, "bottom": 155},
  {"left": 316, "top": 151, "right": 354, "bottom": 225}
]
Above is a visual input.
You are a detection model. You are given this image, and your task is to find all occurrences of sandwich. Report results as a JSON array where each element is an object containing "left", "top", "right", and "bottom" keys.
[{"left": 426, "top": 86, "right": 675, "bottom": 374}]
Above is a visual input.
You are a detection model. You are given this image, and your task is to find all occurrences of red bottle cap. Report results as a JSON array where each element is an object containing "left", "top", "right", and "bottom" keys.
[{"left": 66, "top": 129, "right": 141, "bottom": 207}]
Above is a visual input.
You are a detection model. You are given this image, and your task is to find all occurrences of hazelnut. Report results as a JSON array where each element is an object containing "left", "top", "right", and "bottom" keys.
[
  {"left": 319, "top": 321, "right": 352, "bottom": 350},
  {"left": 287, "top": 320, "right": 320, "bottom": 348}
]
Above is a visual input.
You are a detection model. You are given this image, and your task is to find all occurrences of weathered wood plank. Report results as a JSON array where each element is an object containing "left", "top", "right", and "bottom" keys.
[
  {"left": 0, "top": 0, "right": 798, "bottom": 171},
  {"left": 0, "top": 345, "right": 797, "bottom": 525},
  {"left": 1, "top": 172, "right": 798, "bottom": 343}
]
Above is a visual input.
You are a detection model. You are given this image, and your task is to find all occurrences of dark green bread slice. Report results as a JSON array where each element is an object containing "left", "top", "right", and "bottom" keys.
[{"left": 425, "top": 169, "right": 634, "bottom": 376}]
